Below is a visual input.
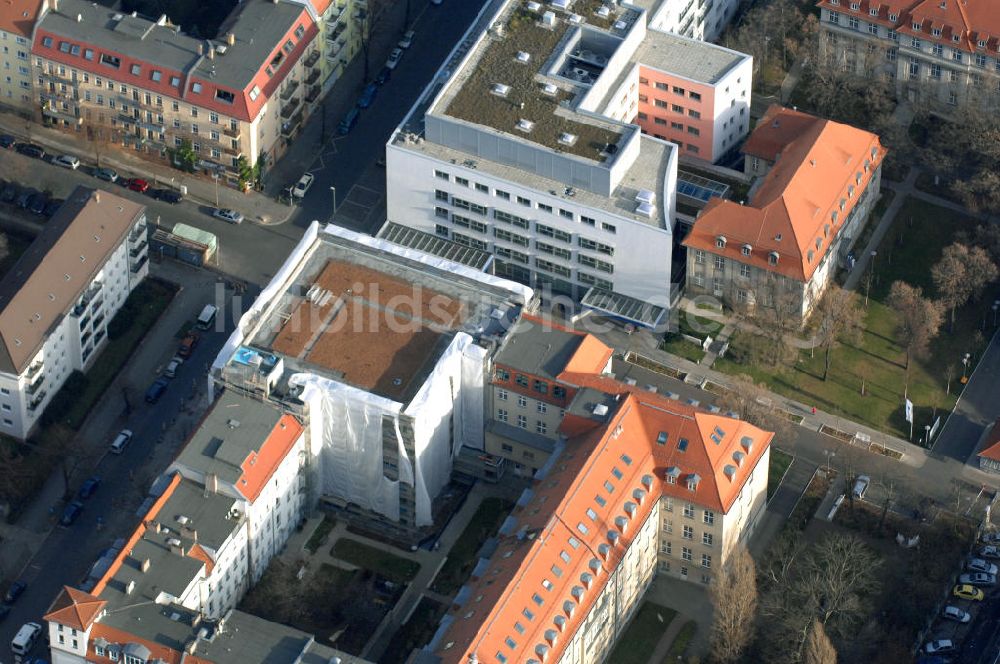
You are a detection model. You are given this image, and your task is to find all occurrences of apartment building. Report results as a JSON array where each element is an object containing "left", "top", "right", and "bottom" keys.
[
  {"left": 288, "top": 0, "right": 366, "bottom": 95},
  {"left": 683, "top": 105, "right": 885, "bottom": 321},
  {"left": 648, "top": 0, "right": 743, "bottom": 42},
  {"left": 0, "top": 0, "right": 45, "bottom": 113},
  {"left": 31, "top": 0, "right": 320, "bottom": 177},
  {"left": 417, "top": 324, "right": 773, "bottom": 662},
  {"left": 816, "top": 0, "right": 1000, "bottom": 112},
  {"left": 211, "top": 222, "right": 533, "bottom": 543},
  {"left": 0, "top": 186, "right": 148, "bottom": 440},
  {"left": 44, "top": 472, "right": 365, "bottom": 664},
  {"left": 169, "top": 391, "right": 309, "bottom": 585}
]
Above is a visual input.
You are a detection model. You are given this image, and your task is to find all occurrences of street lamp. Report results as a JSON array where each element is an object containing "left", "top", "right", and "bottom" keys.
[
  {"left": 330, "top": 186, "right": 338, "bottom": 215},
  {"left": 864, "top": 250, "right": 877, "bottom": 307},
  {"left": 212, "top": 172, "right": 220, "bottom": 207},
  {"left": 961, "top": 352, "right": 971, "bottom": 384},
  {"left": 823, "top": 449, "right": 835, "bottom": 476},
  {"left": 992, "top": 300, "right": 999, "bottom": 327}
]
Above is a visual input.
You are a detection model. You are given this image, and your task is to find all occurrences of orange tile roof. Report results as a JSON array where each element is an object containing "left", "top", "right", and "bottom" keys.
[
  {"left": 236, "top": 414, "right": 303, "bottom": 502},
  {"left": 86, "top": 623, "right": 211, "bottom": 664},
  {"left": 0, "top": 0, "right": 46, "bottom": 37},
  {"left": 44, "top": 586, "right": 106, "bottom": 631},
  {"left": 562, "top": 333, "right": 614, "bottom": 376},
  {"left": 978, "top": 420, "right": 1000, "bottom": 462},
  {"left": 683, "top": 105, "right": 885, "bottom": 283},
  {"left": 187, "top": 543, "right": 216, "bottom": 575}
]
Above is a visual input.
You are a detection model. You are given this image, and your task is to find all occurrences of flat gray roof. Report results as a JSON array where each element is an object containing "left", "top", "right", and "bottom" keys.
[
  {"left": 195, "top": 611, "right": 368, "bottom": 664},
  {"left": 174, "top": 391, "right": 286, "bottom": 487},
  {"left": 581, "top": 286, "right": 666, "bottom": 327},
  {"left": 494, "top": 316, "right": 582, "bottom": 380},
  {"left": 487, "top": 419, "right": 557, "bottom": 453},
  {"left": 636, "top": 30, "right": 748, "bottom": 84},
  {"left": 378, "top": 222, "right": 493, "bottom": 270},
  {"left": 565, "top": 386, "right": 622, "bottom": 423}
]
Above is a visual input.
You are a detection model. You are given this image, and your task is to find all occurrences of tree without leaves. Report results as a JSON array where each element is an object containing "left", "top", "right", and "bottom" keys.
[
  {"left": 715, "top": 374, "right": 793, "bottom": 441},
  {"left": 886, "top": 281, "right": 943, "bottom": 392},
  {"left": 814, "top": 287, "right": 864, "bottom": 382},
  {"left": 709, "top": 545, "right": 758, "bottom": 663},
  {"left": 803, "top": 620, "right": 837, "bottom": 664},
  {"left": 931, "top": 243, "right": 998, "bottom": 328}
]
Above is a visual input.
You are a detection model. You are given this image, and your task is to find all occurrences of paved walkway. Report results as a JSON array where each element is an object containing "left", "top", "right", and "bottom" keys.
[
  {"left": 642, "top": 576, "right": 714, "bottom": 659},
  {"left": 646, "top": 612, "right": 691, "bottom": 664},
  {"left": 0, "top": 109, "right": 293, "bottom": 225}
]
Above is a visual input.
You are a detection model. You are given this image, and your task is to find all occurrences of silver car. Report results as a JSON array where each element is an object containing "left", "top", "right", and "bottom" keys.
[
  {"left": 212, "top": 208, "right": 244, "bottom": 224},
  {"left": 959, "top": 572, "right": 996, "bottom": 586},
  {"left": 967, "top": 558, "right": 999, "bottom": 575}
]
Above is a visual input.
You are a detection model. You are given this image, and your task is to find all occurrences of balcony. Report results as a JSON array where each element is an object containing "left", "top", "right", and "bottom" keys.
[
  {"left": 305, "top": 68, "right": 321, "bottom": 86},
  {"left": 28, "top": 391, "right": 47, "bottom": 412},
  {"left": 26, "top": 374, "right": 44, "bottom": 396},
  {"left": 41, "top": 100, "right": 82, "bottom": 125},
  {"left": 281, "top": 110, "right": 303, "bottom": 137},
  {"left": 223, "top": 125, "right": 241, "bottom": 138},
  {"left": 305, "top": 85, "right": 321, "bottom": 104},
  {"left": 305, "top": 50, "right": 321, "bottom": 69},
  {"left": 129, "top": 223, "right": 148, "bottom": 243},
  {"left": 25, "top": 361, "right": 43, "bottom": 381},
  {"left": 130, "top": 254, "right": 149, "bottom": 274},
  {"left": 280, "top": 79, "right": 300, "bottom": 101},
  {"left": 72, "top": 283, "right": 102, "bottom": 317},
  {"left": 327, "top": 21, "right": 347, "bottom": 41},
  {"left": 130, "top": 240, "right": 148, "bottom": 258},
  {"left": 280, "top": 95, "right": 302, "bottom": 119},
  {"left": 35, "top": 67, "right": 73, "bottom": 84},
  {"left": 327, "top": 39, "right": 347, "bottom": 59}
]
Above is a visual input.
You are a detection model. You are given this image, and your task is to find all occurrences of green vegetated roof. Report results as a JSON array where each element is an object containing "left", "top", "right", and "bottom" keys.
[{"left": 445, "top": 3, "right": 622, "bottom": 163}]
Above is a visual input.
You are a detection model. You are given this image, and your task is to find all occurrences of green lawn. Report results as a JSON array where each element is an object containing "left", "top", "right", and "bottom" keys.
[
  {"left": 607, "top": 603, "right": 677, "bottom": 664},
  {"left": 305, "top": 516, "right": 336, "bottom": 554},
  {"left": 330, "top": 539, "right": 420, "bottom": 583},
  {"left": 431, "top": 497, "right": 513, "bottom": 595},
  {"left": 767, "top": 448, "right": 794, "bottom": 500},
  {"left": 716, "top": 197, "right": 992, "bottom": 440},
  {"left": 663, "top": 620, "right": 697, "bottom": 663},
  {"left": 378, "top": 597, "right": 447, "bottom": 664},
  {"left": 661, "top": 335, "right": 705, "bottom": 364}
]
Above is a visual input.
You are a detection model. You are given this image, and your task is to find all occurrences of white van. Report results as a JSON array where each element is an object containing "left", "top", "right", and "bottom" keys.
[
  {"left": 196, "top": 304, "right": 218, "bottom": 330},
  {"left": 11, "top": 621, "right": 42, "bottom": 655},
  {"left": 110, "top": 429, "right": 133, "bottom": 455}
]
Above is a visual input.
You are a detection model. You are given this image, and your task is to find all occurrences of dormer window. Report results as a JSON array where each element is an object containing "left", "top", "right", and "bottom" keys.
[
  {"left": 978, "top": 40, "right": 987, "bottom": 48},
  {"left": 716, "top": 235, "right": 727, "bottom": 249},
  {"left": 741, "top": 243, "right": 752, "bottom": 256},
  {"left": 768, "top": 251, "right": 779, "bottom": 265},
  {"left": 686, "top": 473, "right": 701, "bottom": 491},
  {"left": 912, "top": 22, "right": 922, "bottom": 30},
  {"left": 849, "top": 2, "right": 859, "bottom": 9},
  {"left": 823, "top": 224, "right": 830, "bottom": 238},
  {"left": 869, "top": 8, "right": 878, "bottom": 16},
  {"left": 889, "top": 12, "right": 897, "bottom": 21},
  {"left": 932, "top": 28, "right": 941, "bottom": 37},
  {"left": 815, "top": 237, "right": 822, "bottom": 250},
  {"left": 807, "top": 249, "right": 815, "bottom": 263},
  {"left": 831, "top": 210, "right": 839, "bottom": 223}
]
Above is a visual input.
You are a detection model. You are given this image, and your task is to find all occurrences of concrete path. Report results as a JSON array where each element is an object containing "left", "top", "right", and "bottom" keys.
[
  {"left": 646, "top": 611, "right": 690, "bottom": 664},
  {"left": 749, "top": 458, "right": 818, "bottom": 559},
  {"left": 643, "top": 576, "right": 714, "bottom": 659}
]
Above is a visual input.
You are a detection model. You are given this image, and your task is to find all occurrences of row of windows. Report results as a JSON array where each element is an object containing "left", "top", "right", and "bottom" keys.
[
  {"left": 637, "top": 77, "right": 703, "bottom": 102},
  {"left": 496, "top": 409, "right": 548, "bottom": 434},
  {"left": 497, "top": 389, "right": 549, "bottom": 413},
  {"left": 661, "top": 519, "right": 715, "bottom": 545},
  {"left": 434, "top": 200, "right": 618, "bottom": 250},
  {"left": 659, "top": 541, "right": 713, "bottom": 568}
]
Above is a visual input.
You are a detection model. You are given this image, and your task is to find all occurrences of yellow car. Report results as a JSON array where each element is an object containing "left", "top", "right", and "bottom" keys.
[{"left": 953, "top": 584, "right": 985, "bottom": 601}]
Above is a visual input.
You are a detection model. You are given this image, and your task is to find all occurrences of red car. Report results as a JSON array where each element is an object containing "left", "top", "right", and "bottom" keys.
[{"left": 127, "top": 178, "right": 149, "bottom": 193}]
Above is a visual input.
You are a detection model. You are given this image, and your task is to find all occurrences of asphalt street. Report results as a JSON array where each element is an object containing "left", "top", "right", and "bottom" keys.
[{"left": 932, "top": 328, "right": 1000, "bottom": 463}]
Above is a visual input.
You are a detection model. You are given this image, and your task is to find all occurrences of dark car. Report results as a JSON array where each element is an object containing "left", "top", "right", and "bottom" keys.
[
  {"left": 15, "top": 143, "right": 45, "bottom": 159},
  {"left": 0, "top": 604, "right": 10, "bottom": 621},
  {"left": 4, "top": 581, "right": 26, "bottom": 604},
  {"left": 126, "top": 178, "right": 150, "bottom": 193},
  {"left": 60, "top": 500, "right": 84, "bottom": 526},
  {"left": 145, "top": 377, "right": 169, "bottom": 403},
  {"left": 93, "top": 167, "right": 118, "bottom": 183},
  {"left": 28, "top": 193, "right": 48, "bottom": 216},
  {"left": 152, "top": 188, "right": 183, "bottom": 204},
  {"left": 357, "top": 83, "right": 378, "bottom": 109},
  {"left": 1, "top": 182, "right": 17, "bottom": 203},
  {"left": 375, "top": 66, "right": 392, "bottom": 85},
  {"left": 178, "top": 332, "right": 199, "bottom": 358},
  {"left": 0, "top": 135, "right": 15, "bottom": 149},
  {"left": 43, "top": 199, "right": 62, "bottom": 217},
  {"left": 78, "top": 476, "right": 101, "bottom": 500},
  {"left": 16, "top": 188, "right": 38, "bottom": 209}
]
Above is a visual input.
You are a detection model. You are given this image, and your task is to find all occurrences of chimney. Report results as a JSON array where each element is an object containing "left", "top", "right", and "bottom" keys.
[
  {"left": 141, "top": 557, "right": 151, "bottom": 573},
  {"left": 208, "top": 47, "right": 214, "bottom": 60},
  {"left": 197, "top": 43, "right": 203, "bottom": 56},
  {"left": 50, "top": 0, "right": 58, "bottom": 11},
  {"left": 227, "top": 32, "right": 235, "bottom": 46},
  {"left": 93, "top": 191, "right": 100, "bottom": 202},
  {"left": 76, "top": 13, "right": 82, "bottom": 21}
]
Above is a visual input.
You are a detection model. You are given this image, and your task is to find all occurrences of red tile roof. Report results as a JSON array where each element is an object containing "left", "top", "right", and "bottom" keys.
[
  {"left": 235, "top": 413, "right": 303, "bottom": 502},
  {"left": 44, "top": 586, "right": 106, "bottom": 631},
  {"left": 0, "top": 0, "right": 46, "bottom": 37},
  {"left": 978, "top": 419, "right": 1000, "bottom": 462},
  {"left": 683, "top": 105, "right": 885, "bottom": 282}
]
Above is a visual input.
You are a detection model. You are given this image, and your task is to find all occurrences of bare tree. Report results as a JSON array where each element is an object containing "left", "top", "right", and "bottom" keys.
[
  {"left": 886, "top": 281, "right": 943, "bottom": 394},
  {"left": 738, "top": 277, "right": 801, "bottom": 369},
  {"left": 931, "top": 243, "right": 998, "bottom": 329},
  {"left": 710, "top": 545, "right": 758, "bottom": 663},
  {"left": 878, "top": 479, "right": 896, "bottom": 531},
  {"left": 798, "top": 534, "right": 881, "bottom": 632},
  {"left": 715, "top": 374, "right": 793, "bottom": 440},
  {"left": 803, "top": 620, "right": 837, "bottom": 664},
  {"left": 814, "top": 287, "right": 864, "bottom": 381}
]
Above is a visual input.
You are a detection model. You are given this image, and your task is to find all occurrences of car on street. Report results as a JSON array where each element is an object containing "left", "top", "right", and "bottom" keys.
[
  {"left": 11, "top": 621, "right": 42, "bottom": 656},
  {"left": 60, "top": 500, "right": 84, "bottom": 526},
  {"left": 386, "top": 47, "right": 403, "bottom": 69},
  {"left": 923, "top": 639, "right": 955, "bottom": 655},
  {"left": 0, "top": 134, "right": 15, "bottom": 149},
  {"left": 292, "top": 172, "right": 314, "bottom": 198},
  {"left": 851, "top": 474, "right": 870, "bottom": 500},
  {"left": 941, "top": 605, "right": 972, "bottom": 623},
  {"left": 178, "top": 332, "right": 200, "bottom": 358},
  {"left": 4, "top": 581, "right": 26, "bottom": 604},
  {"left": 145, "top": 377, "right": 169, "bottom": 404},
  {"left": 16, "top": 188, "right": 38, "bottom": 209},
  {"left": 78, "top": 476, "right": 101, "bottom": 499},
  {"left": 959, "top": 572, "right": 996, "bottom": 586},
  {"left": 967, "top": 558, "right": 999, "bottom": 575},
  {"left": 126, "top": 178, "right": 150, "bottom": 193},
  {"left": 980, "top": 545, "right": 1000, "bottom": 559},
  {"left": 338, "top": 108, "right": 360, "bottom": 135},
  {"left": 981, "top": 532, "right": 1000, "bottom": 544},
  {"left": 109, "top": 429, "right": 133, "bottom": 454},
  {"left": 27, "top": 193, "right": 48, "bottom": 216},
  {"left": 152, "top": 188, "right": 183, "bottom": 204},
  {"left": 357, "top": 83, "right": 378, "bottom": 108},
  {"left": 15, "top": 143, "right": 45, "bottom": 159},
  {"left": 375, "top": 65, "right": 392, "bottom": 85},
  {"left": 0, "top": 604, "right": 10, "bottom": 621},
  {"left": 431, "top": 0, "right": 442, "bottom": 7},
  {"left": 53, "top": 154, "right": 80, "bottom": 169},
  {"left": 164, "top": 356, "right": 183, "bottom": 378},
  {"left": 94, "top": 167, "right": 118, "bottom": 183},
  {"left": 953, "top": 584, "right": 985, "bottom": 600},
  {"left": 212, "top": 208, "right": 244, "bottom": 224},
  {"left": 398, "top": 30, "right": 415, "bottom": 49}
]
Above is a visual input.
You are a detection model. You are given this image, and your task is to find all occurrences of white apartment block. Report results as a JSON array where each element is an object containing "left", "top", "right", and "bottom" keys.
[
  {"left": 0, "top": 186, "right": 147, "bottom": 440},
  {"left": 648, "top": 0, "right": 743, "bottom": 42}
]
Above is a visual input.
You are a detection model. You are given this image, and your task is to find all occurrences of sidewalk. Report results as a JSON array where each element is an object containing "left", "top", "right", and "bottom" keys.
[
  {"left": 646, "top": 612, "right": 690, "bottom": 664},
  {"left": 0, "top": 114, "right": 294, "bottom": 225},
  {"left": 843, "top": 168, "right": 917, "bottom": 291}
]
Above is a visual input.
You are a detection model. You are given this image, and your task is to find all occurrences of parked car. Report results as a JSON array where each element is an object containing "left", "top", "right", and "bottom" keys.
[
  {"left": 953, "top": 584, "right": 985, "bottom": 600},
  {"left": 126, "top": 178, "right": 150, "bottom": 193},
  {"left": 16, "top": 188, "right": 38, "bottom": 209},
  {"left": 851, "top": 475, "right": 870, "bottom": 500},
  {"left": 11, "top": 621, "right": 42, "bottom": 656},
  {"left": 375, "top": 65, "right": 392, "bottom": 85},
  {"left": 28, "top": 193, "right": 48, "bottom": 216},
  {"left": 60, "top": 501, "right": 84, "bottom": 526},
  {"left": 923, "top": 639, "right": 955, "bottom": 654},
  {"left": 145, "top": 377, "right": 169, "bottom": 404},
  {"left": 212, "top": 208, "right": 243, "bottom": 224},
  {"left": 357, "top": 83, "right": 378, "bottom": 109},
  {"left": 398, "top": 30, "right": 415, "bottom": 49},
  {"left": 981, "top": 532, "right": 1000, "bottom": 544},
  {"left": 292, "top": 172, "right": 314, "bottom": 198},
  {"left": 93, "top": 167, "right": 119, "bottom": 183},
  {"left": 338, "top": 108, "right": 360, "bottom": 135},
  {"left": 1, "top": 182, "right": 17, "bottom": 203},
  {"left": 980, "top": 545, "right": 1000, "bottom": 559},
  {"left": 4, "top": 581, "right": 26, "bottom": 604},
  {"left": 77, "top": 476, "right": 101, "bottom": 500},
  {"left": 164, "top": 356, "right": 183, "bottom": 378},
  {"left": 385, "top": 47, "right": 403, "bottom": 70},
  {"left": 0, "top": 134, "right": 15, "bottom": 149},
  {"left": 178, "top": 332, "right": 200, "bottom": 358},
  {"left": 959, "top": 572, "right": 996, "bottom": 586},
  {"left": 968, "top": 558, "right": 999, "bottom": 575},
  {"left": 152, "top": 188, "right": 183, "bottom": 204},
  {"left": 53, "top": 154, "right": 80, "bottom": 169},
  {"left": 109, "top": 429, "right": 133, "bottom": 454},
  {"left": 941, "top": 605, "right": 972, "bottom": 623},
  {"left": 0, "top": 604, "right": 10, "bottom": 621},
  {"left": 15, "top": 143, "right": 45, "bottom": 159},
  {"left": 43, "top": 199, "right": 62, "bottom": 217}
]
